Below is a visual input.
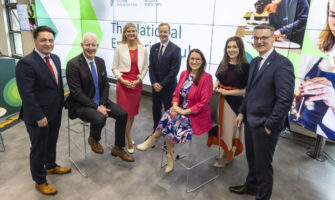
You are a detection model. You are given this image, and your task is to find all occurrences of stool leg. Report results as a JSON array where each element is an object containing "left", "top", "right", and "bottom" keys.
[
  {"left": 68, "top": 117, "right": 70, "bottom": 157},
  {"left": 0, "top": 132, "right": 5, "bottom": 152},
  {"left": 83, "top": 123, "right": 87, "bottom": 176}
]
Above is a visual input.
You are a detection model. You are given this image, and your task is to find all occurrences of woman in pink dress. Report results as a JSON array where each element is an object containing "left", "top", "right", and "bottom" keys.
[{"left": 112, "top": 23, "right": 148, "bottom": 154}]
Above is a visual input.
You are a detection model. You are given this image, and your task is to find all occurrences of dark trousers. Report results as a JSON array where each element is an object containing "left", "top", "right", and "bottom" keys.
[
  {"left": 25, "top": 112, "right": 62, "bottom": 184},
  {"left": 152, "top": 85, "right": 175, "bottom": 130},
  {"left": 244, "top": 122, "right": 280, "bottom": 200},
  {"left": 76, "top": 101, "right": 127, "bottom": 148}
]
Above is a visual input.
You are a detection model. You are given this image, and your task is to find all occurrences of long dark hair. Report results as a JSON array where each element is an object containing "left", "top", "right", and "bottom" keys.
[
  {"left": 186, "top": 49, "right": 207, "bottom": 86},
  {"left": 319, "top": 1, "right": 335, "bottom": 52},
  {"left": 216, "top": 36, "right": 248, "bottom": 75}
]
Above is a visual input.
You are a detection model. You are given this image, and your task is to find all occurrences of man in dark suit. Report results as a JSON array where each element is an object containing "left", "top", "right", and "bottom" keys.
[
  {"left": 148, "top": 23, "right": 181, "bottom": 131},
  {"left": 66, "top": 33, "right": 134, "bottom": 162},
  {"left": 230, "top": 24, "right": 295, "bottom": 200},
  {"left": 16, "top": 26, "right": 71, "bottom": 195}
]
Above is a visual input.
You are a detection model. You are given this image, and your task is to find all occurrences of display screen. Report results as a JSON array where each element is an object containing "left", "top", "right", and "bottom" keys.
[{"left": 36, "top": 0, "right": 335, "bottom": 140}]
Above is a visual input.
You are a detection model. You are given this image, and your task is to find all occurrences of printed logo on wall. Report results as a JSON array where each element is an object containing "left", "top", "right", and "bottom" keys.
[{"left": 110, "top": 0, "right": 162, "bottom": 7}]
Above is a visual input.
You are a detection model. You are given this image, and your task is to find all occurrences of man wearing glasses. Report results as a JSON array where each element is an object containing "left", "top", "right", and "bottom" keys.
[
  {"left": 66, "top": 33, "right": 134, "bottom": 162},
  {"left": 230, "top": 24, "right": 295, "bottom": 200}
]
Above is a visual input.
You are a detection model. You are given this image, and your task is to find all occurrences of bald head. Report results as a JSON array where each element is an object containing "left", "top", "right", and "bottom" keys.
[
  {"left": 81, "top": 32, "right": 98, "bottom": 60},
  {"left": 82, "top": 32, "right": 98, "bottom": 43}
]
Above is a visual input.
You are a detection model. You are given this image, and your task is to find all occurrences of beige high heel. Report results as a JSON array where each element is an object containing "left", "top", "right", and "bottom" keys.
[{"left": 136, "top": 136, "right": 157, "bottom": 151}]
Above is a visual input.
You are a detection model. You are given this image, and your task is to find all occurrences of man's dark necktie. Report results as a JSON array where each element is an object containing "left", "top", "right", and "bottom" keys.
[
  {"left": 90, "top": 61, "right": 100, "bottom": 105},
  {"left": 251, "top": 56, "right": 263, "bottom": 82},
  {"left": 158, "top": 45, "right": 164, "bottom": 60}
]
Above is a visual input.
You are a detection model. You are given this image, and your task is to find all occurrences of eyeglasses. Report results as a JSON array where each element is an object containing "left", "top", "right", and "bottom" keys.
[
  {"left": 329, "top": 10, "right": 335, "bottom": 19},
  {"left": 252, "top": 35, "right": 273, "bottom": 41},
  {"left": 83, "top": 43, "right": 97, "bottom": 48}
]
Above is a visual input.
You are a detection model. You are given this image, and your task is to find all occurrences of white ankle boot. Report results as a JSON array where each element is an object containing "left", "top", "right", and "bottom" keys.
[
  {"left": 165, "top": 152, "right": 174, "bottom": 173},
  {"left": 136, "top": 136, "right": 157, "bottom": 151}
]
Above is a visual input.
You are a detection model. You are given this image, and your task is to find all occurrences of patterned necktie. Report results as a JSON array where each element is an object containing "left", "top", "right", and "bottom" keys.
[
  {"left": 158, "top": 45, "right": 164, "bottom": 60},
  {"left": 45, "top": 56, "right": 57, "bottom": 84},
  {"left": 90, "top": 61, "right": 100, "bottom": 105}
]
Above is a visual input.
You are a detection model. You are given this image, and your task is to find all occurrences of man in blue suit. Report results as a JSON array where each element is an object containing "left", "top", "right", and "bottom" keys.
[
  {"left": 148, "top": 23, "right": 181, "bottom": 131},
  {"left": 230, "top": 24, "right": 295, "bottom": 200},
  {"left": 16, "top": 26, "right": 71, "bottom": 195}
]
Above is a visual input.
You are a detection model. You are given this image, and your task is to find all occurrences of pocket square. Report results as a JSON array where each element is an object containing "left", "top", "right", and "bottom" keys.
[{"left": 102, "top": 72, "right": 105, "bottom": 76}]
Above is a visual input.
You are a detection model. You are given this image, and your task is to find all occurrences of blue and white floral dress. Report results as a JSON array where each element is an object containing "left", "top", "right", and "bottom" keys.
[{"left": 156, "top": 74, "right": 194, "bottom": 144}]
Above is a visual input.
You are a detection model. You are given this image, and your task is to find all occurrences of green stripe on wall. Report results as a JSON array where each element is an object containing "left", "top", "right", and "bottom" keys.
[{"left": 35, "top": 0, "right": 58, "bottom": 37}]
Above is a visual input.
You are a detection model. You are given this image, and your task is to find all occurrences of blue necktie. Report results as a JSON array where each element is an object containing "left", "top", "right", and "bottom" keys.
[
  {"left": 158, "top": 45, "right": 164, "bottom": 60},
  {"left": 90, "top": 61, "right": 100, "bottom": 105}
]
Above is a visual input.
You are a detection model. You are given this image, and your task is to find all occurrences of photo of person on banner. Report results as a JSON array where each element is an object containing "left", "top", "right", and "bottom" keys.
[{"left": 291, "top": 0, "right": 335, "bottom": 140}]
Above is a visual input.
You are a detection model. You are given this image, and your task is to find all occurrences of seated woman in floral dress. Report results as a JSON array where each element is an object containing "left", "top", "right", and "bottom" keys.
[{"left": 137, "top": 49, "right": 213, "bottom": 173}]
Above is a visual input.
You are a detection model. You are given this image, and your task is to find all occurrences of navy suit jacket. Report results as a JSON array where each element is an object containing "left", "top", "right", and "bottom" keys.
[
  {"left": 239, "top": 50, "right": 295, "bottom": 132},
  {"left": 149, "top": 41, "right": 181, "bottom": 88},
  {"left": 16, "top": 50, "right": 64, "bottom": 125},
  {"left": 66, "top": 53, "right": 110, "bottom": 119}
]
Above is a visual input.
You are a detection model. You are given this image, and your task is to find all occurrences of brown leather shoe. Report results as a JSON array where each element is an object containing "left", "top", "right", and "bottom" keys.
[
  {"left": 46, "top": 166, "right": 72, "bottom": 175},
  {"left": 88, "top": 137, "right": 104, "bottom": 154},
  {"left": 111, "top": 148, "right": 135, "bottom": 162},
  {"left": 35, "top": 183, "right": 57, "bottom": 195}
]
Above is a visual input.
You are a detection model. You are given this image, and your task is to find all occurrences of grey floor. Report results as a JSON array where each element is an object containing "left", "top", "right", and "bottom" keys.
[{"left": 0, "top": 84, "right": 335, "bottom": 200}]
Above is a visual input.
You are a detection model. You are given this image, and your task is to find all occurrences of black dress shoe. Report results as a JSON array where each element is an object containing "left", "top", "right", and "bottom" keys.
[{"left": 229, "top": 185, "right": 256, "bottom": 195}]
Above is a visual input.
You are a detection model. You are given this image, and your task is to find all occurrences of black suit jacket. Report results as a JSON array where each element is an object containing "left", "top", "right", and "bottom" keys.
[
  {"left": 149, "top": 41, "right": 181, "bottom": 88},
  {"left": 66, "top": 53, "right": 110, "bottom": 119},
  {"left": 239, "top": 50, "right": 295, "bottom": 132},
  {"left": 16, "top": 50, "right": 64, "bottom": 124}
]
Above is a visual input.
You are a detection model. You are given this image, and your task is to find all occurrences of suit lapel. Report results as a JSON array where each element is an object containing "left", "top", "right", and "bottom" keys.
[
  {"left": 79, "top": 54, "right": 94, "bottom": 86},
  {"left": 95, "top": 57, "right": 103, "bottom": 89},
  {"left": 153, "top": 43, "right": 160, "bottom": 65},
  {"left": 32, "top": 51, "right": 58, "bottom": 87},
  {"left": 247, "top": 59, "right": 257, "bottom": 87},
  {"left": 50, "top": 54, "right": 62, "bottom": 88},
  {"left": 158, "top": 42, "right": 171, "bottom": 63},
  {"left": 50, "top": 54, "right": 61, "bottom": 77},
  {"left": 249, "top": 50, "right": 276, "bottom": 87}
]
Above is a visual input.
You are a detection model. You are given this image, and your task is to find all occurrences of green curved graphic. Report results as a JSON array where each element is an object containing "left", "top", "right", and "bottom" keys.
[
  {"left": 3, "top": 78, "right": 21, "bottom": 107},
  {"left": 35, "top": 0, "right": 58, "bottom": 37}
]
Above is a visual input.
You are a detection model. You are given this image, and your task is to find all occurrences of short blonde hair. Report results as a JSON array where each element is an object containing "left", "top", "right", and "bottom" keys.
[
  {"left": 158, "top": 23, "right": 170, "bottom": 32},
  {"left": 121, "top": 23, "right": 142, "bottom": 44}
]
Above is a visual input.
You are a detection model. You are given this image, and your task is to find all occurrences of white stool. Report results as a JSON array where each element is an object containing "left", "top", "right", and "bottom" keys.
[
  {"left": 67, "top": 117, "right": 112, "bottom": 177},
  {"left": 160, "top": 94, "right": 221, "bottom": 192}
]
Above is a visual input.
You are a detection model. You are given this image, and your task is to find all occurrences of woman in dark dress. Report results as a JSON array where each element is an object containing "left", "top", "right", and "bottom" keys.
[{"left": 207, "top": 36, "right": 249, "bottom": 167}]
